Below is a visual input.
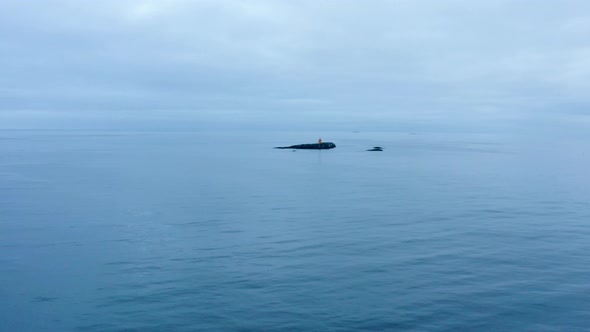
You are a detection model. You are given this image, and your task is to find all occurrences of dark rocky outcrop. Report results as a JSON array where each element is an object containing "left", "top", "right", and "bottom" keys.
[
  {"left": 367, "top": 146, "right": 383, "bottom": 151},
  {"left": 275, "top": 142, "right": 336, "bottom": 150}
]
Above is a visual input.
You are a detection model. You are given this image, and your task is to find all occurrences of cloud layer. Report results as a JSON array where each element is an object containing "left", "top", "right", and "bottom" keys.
[{"left": 1, "top": 0, "right": 590, "bottom": 129}]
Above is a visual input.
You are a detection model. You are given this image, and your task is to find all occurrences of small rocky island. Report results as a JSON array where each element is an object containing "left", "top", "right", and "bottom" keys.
[{"left": 275, "top": 142, "right": 336, "bottom": 150}]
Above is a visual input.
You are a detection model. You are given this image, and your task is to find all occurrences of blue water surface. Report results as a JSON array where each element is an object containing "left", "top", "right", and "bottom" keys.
[{"left": 1, "top": 129, "right": 589, "bottom": 331}]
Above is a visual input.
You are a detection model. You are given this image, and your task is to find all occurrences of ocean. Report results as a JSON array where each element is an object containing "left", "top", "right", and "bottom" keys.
[{"left": 1, "top": 128, "right": 589, "bottom": 331}]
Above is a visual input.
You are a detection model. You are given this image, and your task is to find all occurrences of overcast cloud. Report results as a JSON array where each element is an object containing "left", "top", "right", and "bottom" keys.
[{"left": 1, "top": 0, "right": 589, "bottom": 130}]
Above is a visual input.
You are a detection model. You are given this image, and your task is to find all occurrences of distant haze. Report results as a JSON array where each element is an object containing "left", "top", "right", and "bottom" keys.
[{"left": 1, "top": 0, "right": 589, "bottom": 132}]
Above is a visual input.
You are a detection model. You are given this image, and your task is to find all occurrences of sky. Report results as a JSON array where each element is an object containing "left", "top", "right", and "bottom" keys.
[{"left": 1, "top": 0, "right": 589, "bottom": 131}]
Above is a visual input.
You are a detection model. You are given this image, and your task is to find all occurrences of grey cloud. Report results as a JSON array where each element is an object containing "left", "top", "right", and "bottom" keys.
[{"left": 1, "top": 0, "right": 590, "bottom": 130}]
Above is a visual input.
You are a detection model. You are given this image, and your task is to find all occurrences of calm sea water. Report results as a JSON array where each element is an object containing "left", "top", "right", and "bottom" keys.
[{"left": 1, "top": 129, "right": 589, "bottom": 331}]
